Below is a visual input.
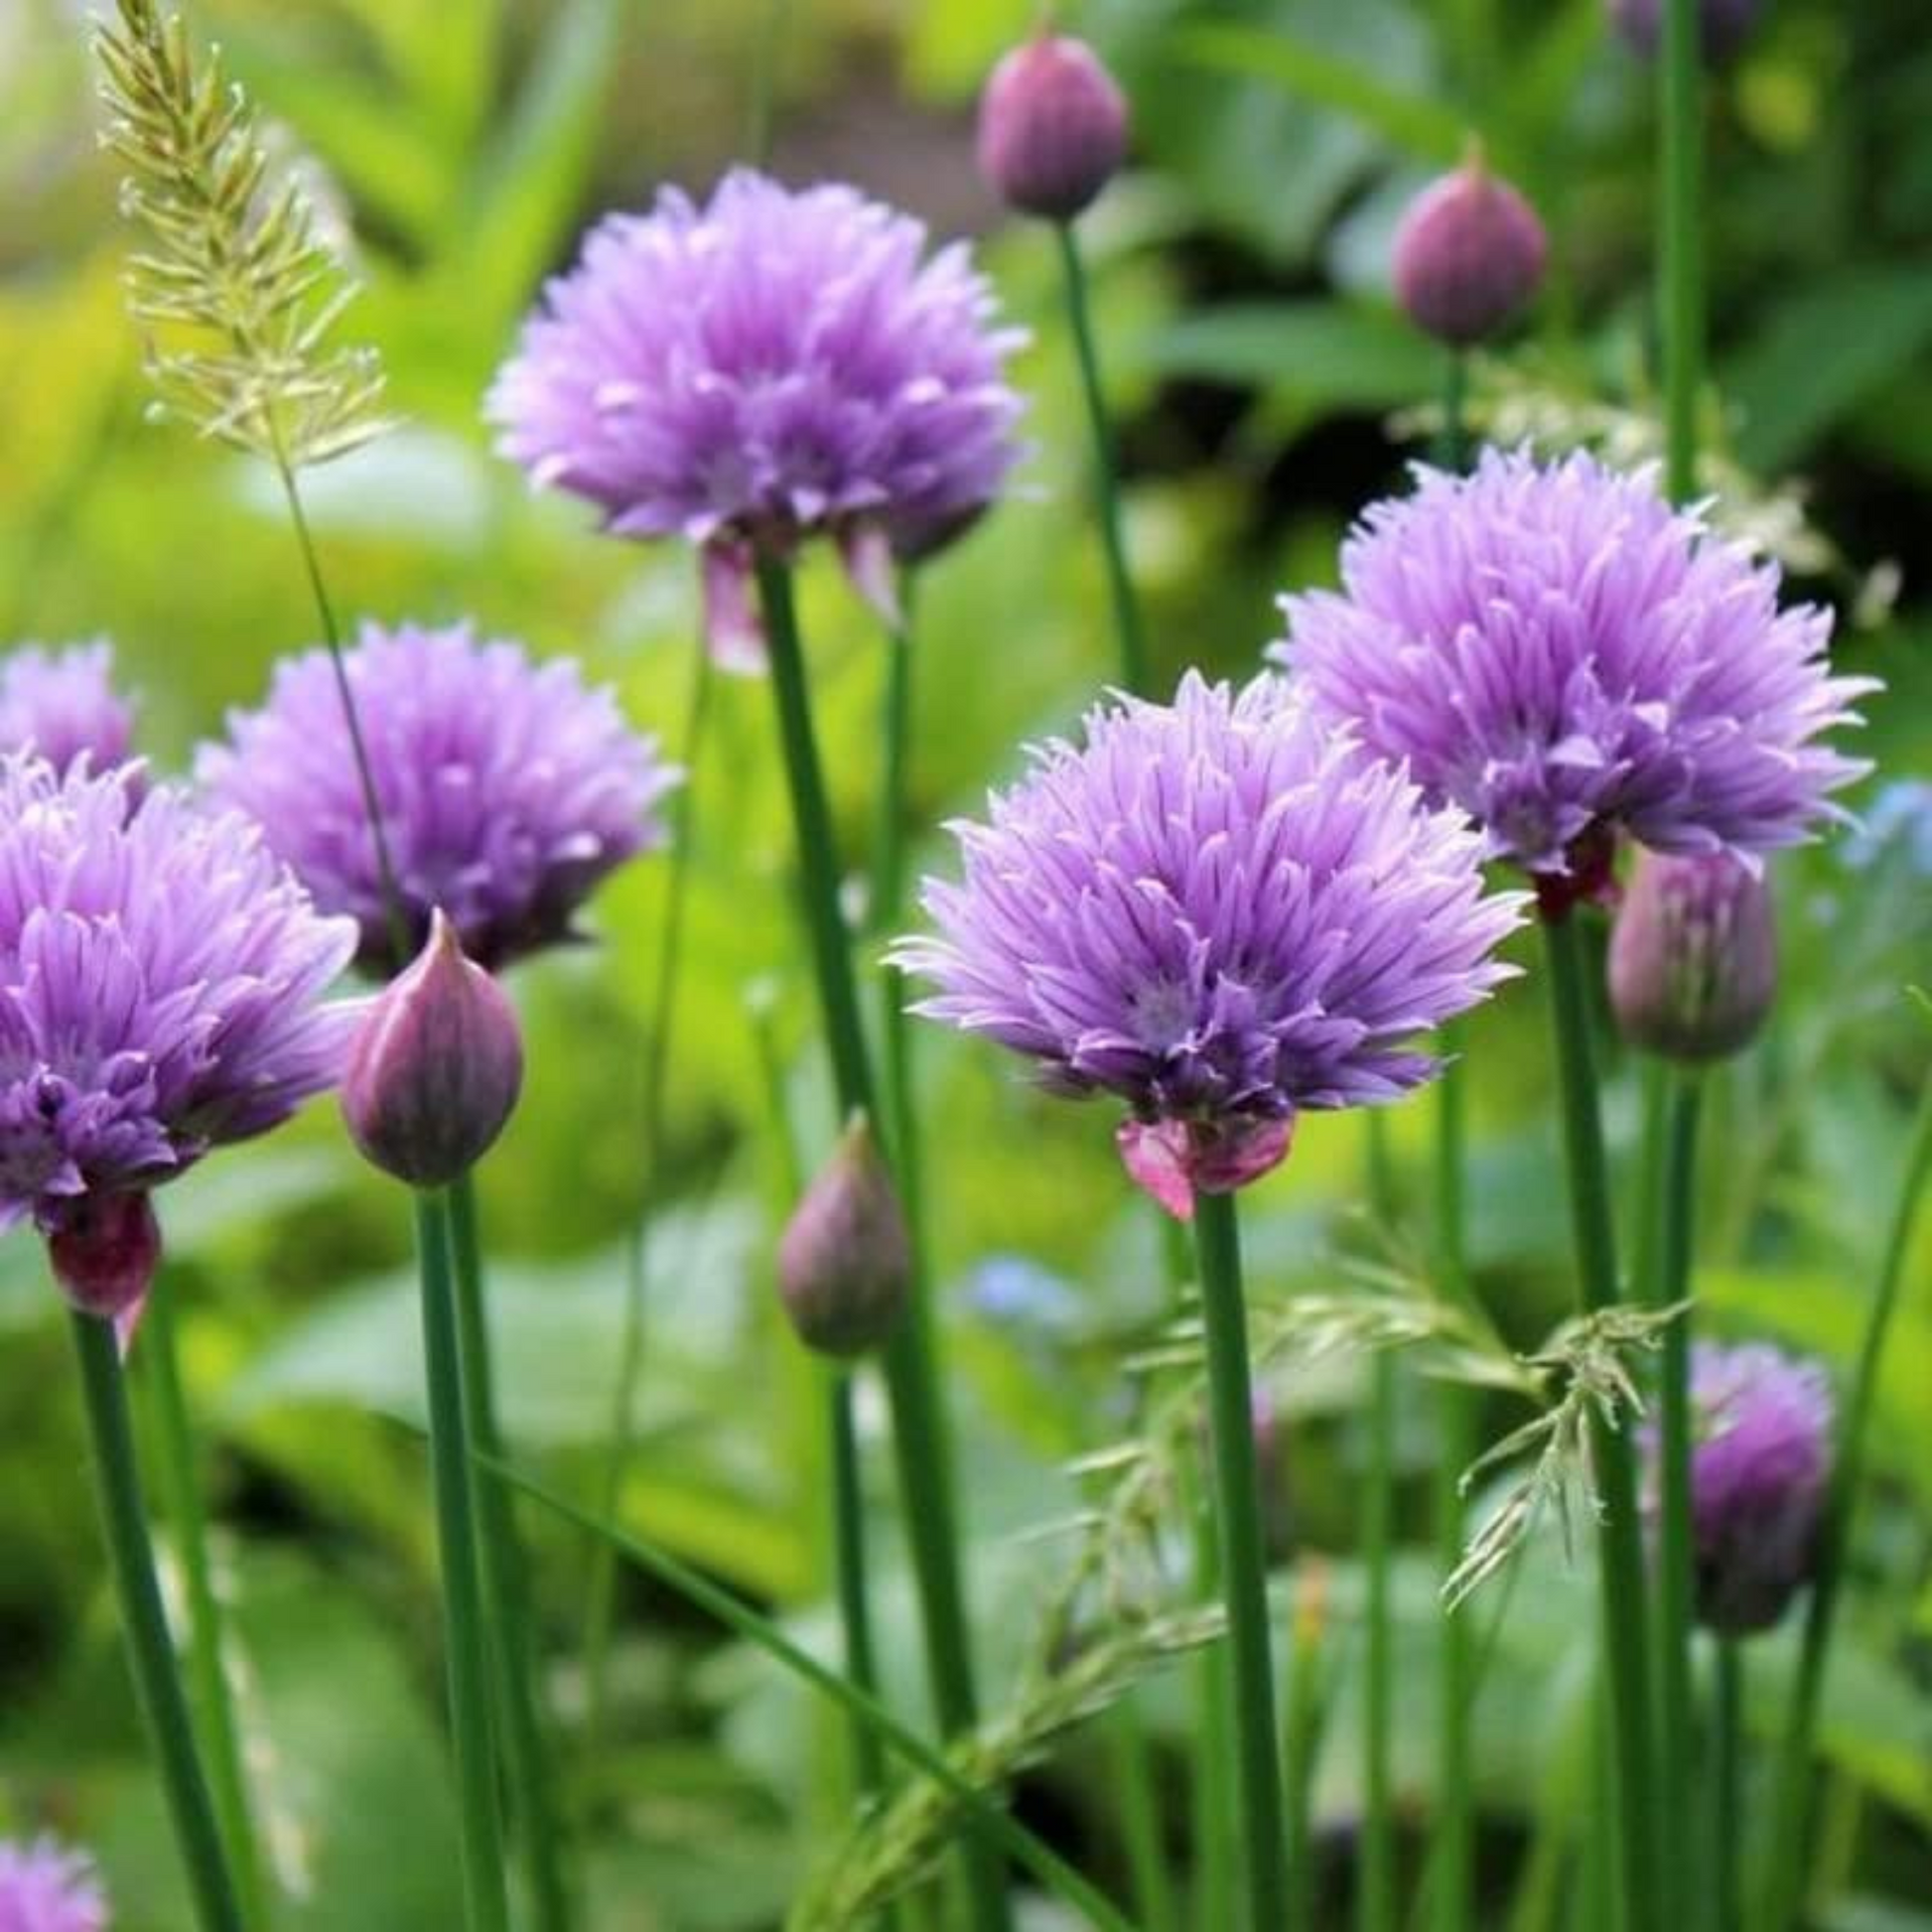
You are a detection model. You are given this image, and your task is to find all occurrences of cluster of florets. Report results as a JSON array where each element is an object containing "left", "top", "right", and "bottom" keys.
[
  {"left": 894, "top": 672, "right": 1527, "bottom": 1213},
  {"left": 0, "top": 641, "right": 137, "bottom": 778},
  {"left": 199, "top": 620, "right": 678, "bottom": 977},
  {"left": 1273, "top": 449, "right": 1872, "bottom": 902},
  {"left": 488, "top": 169, "right": 1026, "bottom": 658},
  {"left": 0, "top": 1836, "right": 109, "bottom": 1932}
]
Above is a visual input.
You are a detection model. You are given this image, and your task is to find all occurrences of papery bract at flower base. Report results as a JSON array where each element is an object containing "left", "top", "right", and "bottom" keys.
[
  {"left": 0, "top": 757, "right": 355, "bottom": 1322},
  {"left": 342, "top": 911, "right": 524, "bottom": 1189},
  {"left": 0, "top": 642, "right": 138, "bottom": 779},
  {"left": 199, "top": 620, "right": 677, "bottom": 977},
  {"left": 486, "top": 169, "right": 1026, "bottom": 662},
  {"left": 894, "top": 672, "right": 1526, "bottom": 1217},
  {"left": 1273, "top": 449, "right": 1874, "bottom": 894},
  {"left": 0, "top": 1835, "right": 110, "bottom": 1932}
]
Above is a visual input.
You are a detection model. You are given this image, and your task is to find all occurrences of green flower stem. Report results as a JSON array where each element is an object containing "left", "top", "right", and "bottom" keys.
[
  {"left": 754, "top": 555, "right": 1010, "bottom": 1932},
  {"left": 1658, "top": 0, "right": 1705, "bottom": 504},
  {"left": 1539, "top": 913, "right": 1661, "bottom": 1932},
  {"left": 1360, "top": 1112, "right": 1398, "bottom": 1932},
  {"left": 142, "top": 1289, "right": 267, "bottom": 1928},
  {"left": 1053, "top": 221, "right": 1151, "bottom": 696},
  {"left": 1435, "top": 350, "right": 1469, "bottom": 475},
  {"left": 1105, "top": 1694, "right": 1177, "bottom": 1932},
  {"left": 1190, "top": 1467, "right": 1236, "bottom": 1931},
  {"left": 1714, "top": 1639, "right": 1741, "bottom": 1932},
  {"left": 873, "top": 589, "right": 924, "bottom": 1246},
  {"left": 448, "top": 1173, "right": 573, "bottom": 1932},
  {"left": 1760, "top": 1059, "right": 1932, "bottom": 1931},
  {"left": 413, "top": 1186, "right": 511, "bottom": 1932},
  {"left": 1192, "top": 1189, "right": 1291, "bottom": 1931},
  {"left": 490, "top": 1458, "right": 1137, "bottom": 1932},
  {"left": 270, "top": 454, "right": 411, "bottom": 969},
  {"left": 584, "top": 648, "right": 714, "bottom": 1734},
  {"left": 828, "top": 1367, "right": 889, "bottom": 1803},
  {"left": 70, "top": 1310, "right": 244, "bottom": 1932},
  {"left": 1433, "top": 1028, "right": 1475, "bottom": 1932},
  {"left": 1283, "top": 1568, "right": 1330, "bottom": 1932},
  {"left": 1651, "top": 1072, "right": 1703, "bottom": 1921}
]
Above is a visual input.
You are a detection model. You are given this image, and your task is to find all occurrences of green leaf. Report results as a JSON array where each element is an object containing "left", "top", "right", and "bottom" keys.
[
  {"left": 1135, "top": 299, "right": 1439, "bottom": 409},
  {"left": 1170, "top": 19, "right": 1466, "bottom": 165},
  {"left": 1725, "top": 266, "right": 1932, "bottom": 471}
]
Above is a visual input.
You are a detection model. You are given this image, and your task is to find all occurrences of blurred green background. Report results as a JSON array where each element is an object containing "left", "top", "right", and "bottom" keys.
[{"left": 1, "top": 0, "right": 1928, "bottom": 1925}]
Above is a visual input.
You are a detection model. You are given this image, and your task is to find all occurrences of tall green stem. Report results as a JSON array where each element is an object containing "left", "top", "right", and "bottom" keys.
[
  {"left": 585, "top": 650, "right": 714, "bottom": 1729},
  {"left": 1652, "top": 1074, "right": 1703, "bottom": 1921},
  {"left": 1658, "top": 0, "right": 1705, "bottom": 503},
  {"left": 71, "top": 1311, "right": 243, "bottom": 1932},
  {"left": 1714, "top": 1639, "right": 1741, "bottom": 1932},
  {"left": 1192, "top": 1190, "right": 1291, "bottom": 1931},
  {"left": 1053, "top": 222, "right": 1151, "bottom": 695},
  {"left": 1106, "top": 1693, "right": 1176, "bottom": 1932},
  {"left": 1760, "top": 1062, "right": 1932, "bottom": 1930},
  {"left": 414, "top": 1187, "right": 511, "bottom": 1932},
  {"left": 1433, "top": 1030, "right": 1475, "bottom": 1932},
  {"left": 828, "top": 1367, "right": 889, "bottom": 1803},
  {"left": 142, "top": 1290, "right": 266, "bottom": 1927},
  {"left": 449, "top": 1173, "right": 572, "bottom": 1932},
  {"left": 1539, "top": 914, "right": 1660, "bottom": 1932},
  {"left": 1435, "top": 350, "right": 1469, "bottom": 475},
  {"left": 754, "top": 555, "right": 1010, "bottom": 1932},
  {"left": 1191, "top": 1466, "right": 1236, "bottom": 1929},
  {"left": 270, "top": 455, "right": 411, "bottom": 969},
  {"left": 1360, "top": 1112, "right": 1398, "bottom": 1932}
]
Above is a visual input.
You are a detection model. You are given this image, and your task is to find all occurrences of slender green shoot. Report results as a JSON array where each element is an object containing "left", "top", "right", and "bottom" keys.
[{"left": 71, "top": 1311, "right": 244, "bottom": 1932}]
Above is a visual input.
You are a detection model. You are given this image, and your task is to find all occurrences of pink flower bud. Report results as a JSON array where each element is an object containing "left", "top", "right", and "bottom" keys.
[
  {"left": 341, "top": 909, "right": 524, "bottom": 1186},
  {"left": 1608, "top": 850, "right": 1778, "bottom": 1062},
  {"left": 1391, "top": 158, "right": 1548, "bottom": 347},
  {"left": 977, "top": 35, "right": 1129, "bottom": 221},
  {"left": 777, "top": 1115, "right": 909, "bottom": 1357},
  {"left": 47, "top": 1190, "right": 161, "bottom": 1324}
]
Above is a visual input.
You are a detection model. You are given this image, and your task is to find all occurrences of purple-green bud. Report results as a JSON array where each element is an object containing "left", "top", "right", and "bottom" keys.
[
  {"left": 1608, "top": 0, "right": 1759, "bottom": 65},
  {"left": 1391, "top": 156, "right": 1548, "bottom": 347},
  {"left": 341, "top": 908, "right": 524, "bottom": 1186},
  {"left": 976, "top": 34, "right": 1129, "bottom": 221},
  {"left": 48, "top": 1190, "right": 161, "bottom": 1324},
  {"left": 1607, "top": 850, "right": 1778, "bottom": 1063},
  {"left": 777, "top": 1114, "right": 909, "bottom": 1357}
]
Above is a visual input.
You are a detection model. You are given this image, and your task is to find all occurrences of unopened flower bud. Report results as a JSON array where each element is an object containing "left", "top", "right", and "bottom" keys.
[
  {"left": 777, "top": 1115, "right": 909, "bottom": 1357},
  {"left": 1608, "top": 850, "right": 1777, "bottom": 1062},
  {"left": 342, "top": 909, "right": 523, "bottom": 1186},
  {"left": 977, "top": 35, "right": 1129, "bottom": 221},
  {"left": 1391, "top": 156, "right": 1548, "bottom": 346},
  {"left": 47, "top": 1190, "right": 161, "bottom": 1324},
  {"left": 1607, "top": 0, "right": 1759, "bottom": 65},
  {"left": 1648, "top": 1341, "right": 1832, "bottom": 1636}
]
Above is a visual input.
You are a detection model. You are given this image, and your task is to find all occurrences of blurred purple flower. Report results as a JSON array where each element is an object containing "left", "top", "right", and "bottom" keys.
[
  {"left": 1655, "top": 1340, "right": 1834, "bottom": 1635},
  {"left": 893, "top": 672, "right": 1526, "bottom": 1215},
  {"left": 1608, "top": 0, "right": 1759, "bottom": 64},
  {"left": 0, "top": 1836, "right": 109, "bottom": 1932},
  {"left": 1273, "top": 450, "right": 1873, "bottom": 904},
  {"left": 0, "top": 757, "right": 355, "bottom": 1320},
  {"left": 0, "top": 643, "right": 137, "bottom": 778},
  {"left": 486, "top": 169, "right": 1026, "bottom": 662},
  {"left": 199, "top": 620, "right": 678, "bottom": 977}
]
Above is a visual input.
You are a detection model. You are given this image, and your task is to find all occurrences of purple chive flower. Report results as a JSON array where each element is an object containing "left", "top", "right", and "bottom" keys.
[
  {"left": 893, "top": 672, "right": 1526, "bottom": 1216},
  {"left": 0, "top": 643, "right": 137, "bottom": 778},
  {"left": 1391, "top": 158, "right": 1547, "bottom": 347},
  {"left": 0, "top": 757, "right": 355, "bottom": 1322},
  {"left": 1656, "top": 1341, "right": 1834, "bottom": 1636},
  {"left": 198, "top": 620, "right": 677, "bottom": 978},
  {"left": 0, "top": 1836, "right": 109, "bottom": 1932},
  {"left": 486, "top": 169, "right": 1026, "bottom": 664},
  {"left": 1273, "top": 449, "right": 1874, "bottom": 910}
]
